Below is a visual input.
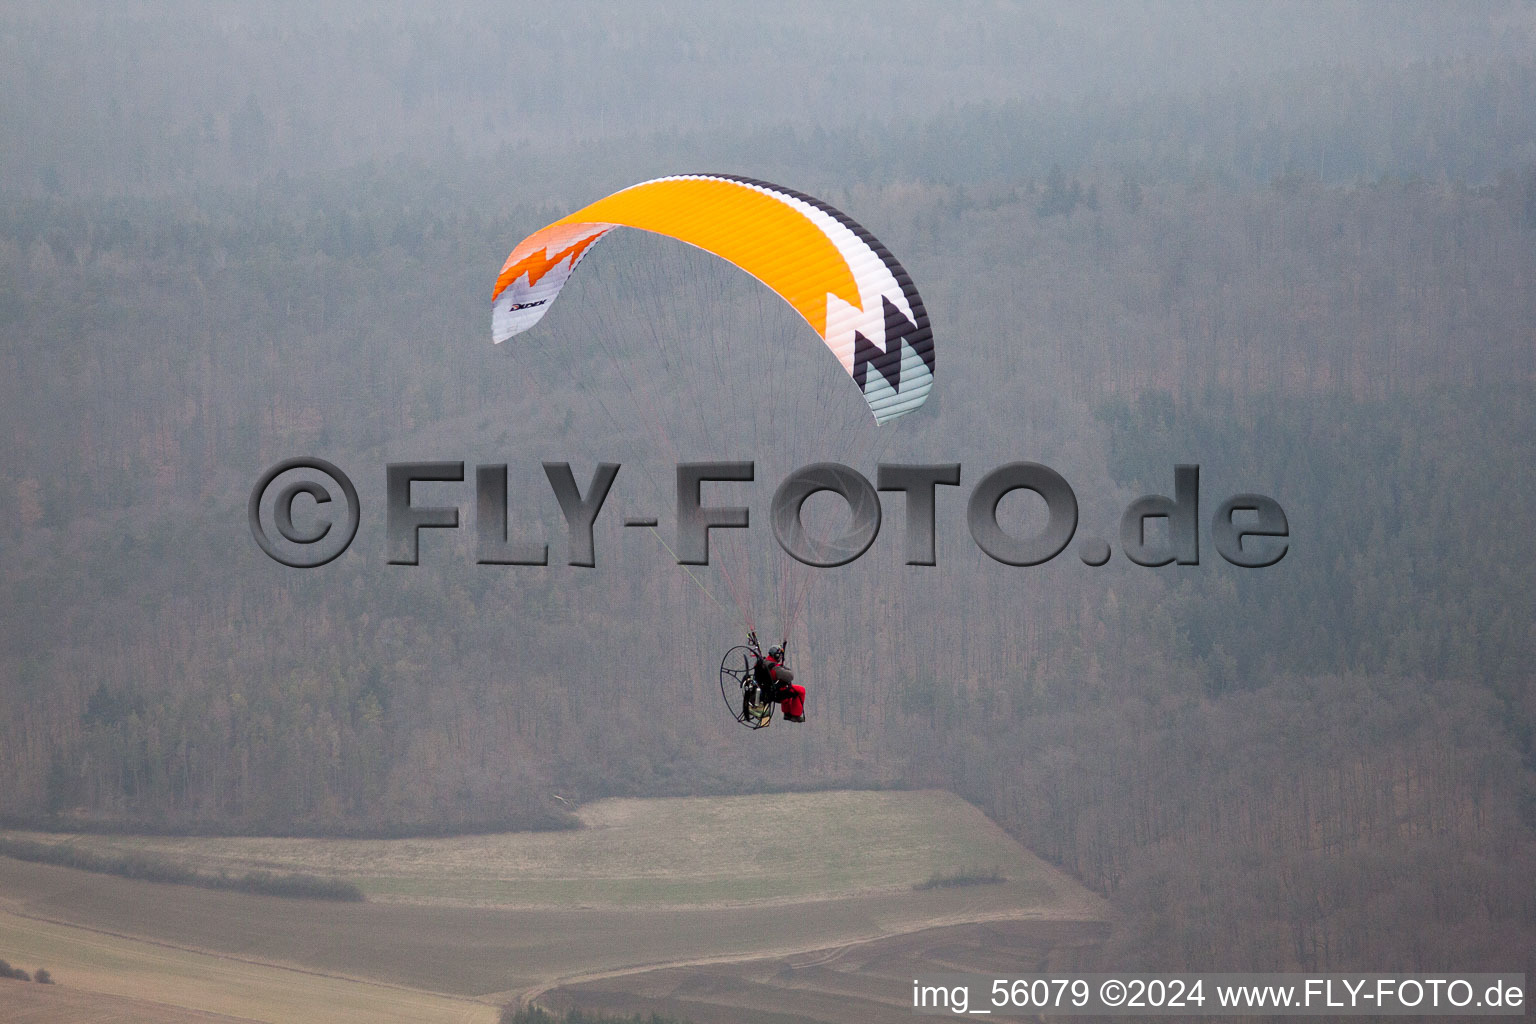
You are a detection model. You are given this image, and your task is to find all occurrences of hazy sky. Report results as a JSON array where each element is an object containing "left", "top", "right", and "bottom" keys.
[{"left": 4, "top": 1, "right": 1533, "bottom": 196}]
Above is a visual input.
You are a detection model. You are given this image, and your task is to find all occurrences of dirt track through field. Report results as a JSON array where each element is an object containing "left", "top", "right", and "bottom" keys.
[
  {"left": 508, "top": 900, "right": 1107, "bottom": 1007},
  {"left": 537, "top": 918, "right": 1113, "bottom": 1024}
]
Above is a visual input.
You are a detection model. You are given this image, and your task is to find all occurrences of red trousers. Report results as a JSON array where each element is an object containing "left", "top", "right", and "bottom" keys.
[{"left": 778, "top": 685, "right": 805, "bottom": 718}]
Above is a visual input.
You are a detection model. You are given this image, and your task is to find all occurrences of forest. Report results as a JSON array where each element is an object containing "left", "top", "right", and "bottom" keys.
[{"left": 1, "top": 0, "right": 1533, "bottom": 980}]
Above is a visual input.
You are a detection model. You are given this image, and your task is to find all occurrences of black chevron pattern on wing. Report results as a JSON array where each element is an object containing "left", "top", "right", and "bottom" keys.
[
  {"left": 853, "top": 327, "right": 901, "bottom": 393},
  {"left": 700, "top": 173, "right": 934, "bottom": 382},
  {"left": 887, "top": 293, "right": 934, "bottom": 379},
  {"left": 854, "top": 295, "right": 933, "bottom": 395}
]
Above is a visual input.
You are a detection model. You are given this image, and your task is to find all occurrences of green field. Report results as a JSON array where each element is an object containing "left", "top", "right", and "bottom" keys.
[
  {"left": 0, "top": 911, "right": 497, "bottom": 1024},
  {"left": 0, "top": 790, "right": 1106, "bottom": 1022},
  {"left": 5, "top": 790, "right": 1065, "bottom": 909}
]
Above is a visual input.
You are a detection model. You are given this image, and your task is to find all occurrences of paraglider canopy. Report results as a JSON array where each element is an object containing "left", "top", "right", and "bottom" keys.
[{"left": 492, "top": 174, "right": 935, "bottom": 424}]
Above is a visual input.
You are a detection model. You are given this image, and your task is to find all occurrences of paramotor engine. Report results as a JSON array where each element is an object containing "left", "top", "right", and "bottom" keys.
[{"left": 719, "top": 632, "right": 784, "bottom": 730}]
